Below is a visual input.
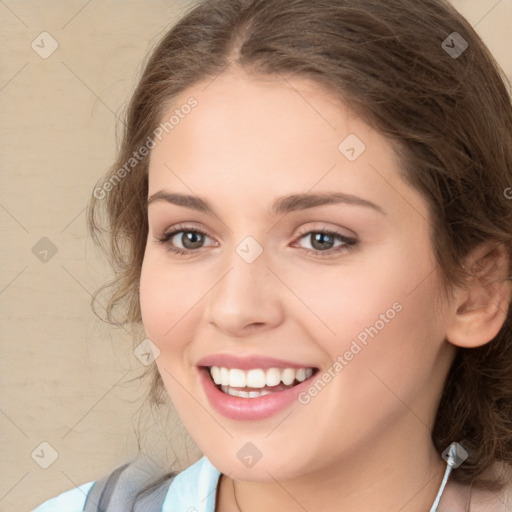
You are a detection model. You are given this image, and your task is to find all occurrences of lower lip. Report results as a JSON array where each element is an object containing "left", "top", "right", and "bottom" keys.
[{"left": 198, "top": 367, "right": 316, "bottom": 421}]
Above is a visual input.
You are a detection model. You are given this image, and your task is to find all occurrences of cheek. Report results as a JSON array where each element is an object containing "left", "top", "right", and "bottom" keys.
[
  {"left": 139, "top": 254, "right": 202, "bottom": 411},
  {"left": 139, "top": 252, "right": 192, "bottom": 353},
  {"left": 288, "top": 262, "right": 446, "bottom": 447},
  {"left": 287, "top": 242, "right": 445, "bottom": 392},
  {"left": 139, "top": 248, "right": 217, "bottom": 367},
  {"left": 332, "top": 271, "right": 445, "bottom": 416},
  {"left": 274, "top": 249, "right": 437, "bottom": 354}
]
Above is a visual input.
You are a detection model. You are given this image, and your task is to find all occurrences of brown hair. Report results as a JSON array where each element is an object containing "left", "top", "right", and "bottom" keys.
[{"left": 88, "top": 0, "right": 512, "bottom": 497}]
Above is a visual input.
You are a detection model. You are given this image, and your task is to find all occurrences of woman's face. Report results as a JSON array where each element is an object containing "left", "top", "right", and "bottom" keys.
[{"left": 140, "top": 68, "right": 456, "bottom": 480}]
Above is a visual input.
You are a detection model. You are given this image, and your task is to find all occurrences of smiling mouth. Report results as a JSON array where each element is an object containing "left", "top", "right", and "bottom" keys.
[{"left": 203, "top": 365, "right": 319, "bottom": 398}]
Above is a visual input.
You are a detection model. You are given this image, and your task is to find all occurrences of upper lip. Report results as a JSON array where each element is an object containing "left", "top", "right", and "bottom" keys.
[{"left": 196, "top": 353, "right": 318, "bottom": 371}]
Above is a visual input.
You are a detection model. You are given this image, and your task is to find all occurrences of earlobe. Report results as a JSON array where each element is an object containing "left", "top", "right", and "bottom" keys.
[{"left": 446, "top": 242, "right": 511, "bottom": 349}]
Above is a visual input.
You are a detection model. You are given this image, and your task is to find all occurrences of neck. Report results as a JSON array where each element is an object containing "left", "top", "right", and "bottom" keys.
[{"left": 218, "top": 425, "right": 447, "bottom": 512}]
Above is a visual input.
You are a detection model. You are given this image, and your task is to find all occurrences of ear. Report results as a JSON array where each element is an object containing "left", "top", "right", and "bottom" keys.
[{"left": 446, "top": 242, "right": 511, "bottom": 348}]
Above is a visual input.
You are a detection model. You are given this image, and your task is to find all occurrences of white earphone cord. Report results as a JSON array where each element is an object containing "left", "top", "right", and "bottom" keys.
[{"left": 429, "top": 442, "right": 459, "bottom": 512}]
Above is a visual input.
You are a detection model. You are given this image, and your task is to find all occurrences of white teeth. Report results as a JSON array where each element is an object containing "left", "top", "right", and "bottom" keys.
[
  {"left": 229, "top": 368, "right": 246, "bottom": 387},
  {"left": 281, "top": 368, "right": 296, "bottom": 386},
  {"left": 220, "top": 367, "right": 230, "bottom": 386},
  {"left": 210, "top": 366, "right": 220, "bottom": 384},
  {"left": 247, "top": 369, "right": 266, "bottom": 388},
  {"left": 209, "top": 365, "right": 315, "bottom": 388},
  {"left": 296, "top": 368, "right": 306, "bottom": 382},
  {"left": 221, "top": 386, "right": 273, "bottom": 398},
  {"left": 265, "top": 368, "right": 281, "bottom": 386}
]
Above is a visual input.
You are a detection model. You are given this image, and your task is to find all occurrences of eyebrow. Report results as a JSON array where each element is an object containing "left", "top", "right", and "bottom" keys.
[{"left": 146, "top": 190, "right": 386, "bottom": 216}]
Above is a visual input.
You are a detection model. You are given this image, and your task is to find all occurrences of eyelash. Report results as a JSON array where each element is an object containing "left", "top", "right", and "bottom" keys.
[{"left": 155, "top": 223, "right": 358, "bottom": 258}]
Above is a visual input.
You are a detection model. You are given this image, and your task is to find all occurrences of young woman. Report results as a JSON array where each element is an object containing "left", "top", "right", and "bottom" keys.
[{"left": 33, "top": 0, "right": 512, "bottom": 510}]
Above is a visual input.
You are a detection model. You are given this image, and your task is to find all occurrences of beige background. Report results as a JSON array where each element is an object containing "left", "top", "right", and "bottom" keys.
[{"left": 0, "top": 1, "right": 510, "bottom": 511}]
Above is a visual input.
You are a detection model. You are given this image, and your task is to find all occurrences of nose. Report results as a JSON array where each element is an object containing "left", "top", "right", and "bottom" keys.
[{"left": 204, "top": 248, "right": 284, "bottom": 338}]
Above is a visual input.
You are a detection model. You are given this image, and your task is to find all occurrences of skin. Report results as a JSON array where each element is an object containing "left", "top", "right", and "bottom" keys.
[{"left": 139, "top": 67, "right": 510, "bottom": 511}]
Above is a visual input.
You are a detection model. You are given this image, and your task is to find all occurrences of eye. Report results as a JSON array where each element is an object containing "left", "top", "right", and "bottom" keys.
[
  {"left": 154, "top": 224, "right": 358, "bottom": 258},
  {"left": 155, "top": 224, "right": 216, "bottom": 256},
  {"left": 292, "top": 228, "right": 358, "bottom": 257}
]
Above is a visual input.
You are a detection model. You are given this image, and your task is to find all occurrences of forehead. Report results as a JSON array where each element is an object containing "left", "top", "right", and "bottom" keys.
[
  {"left": 147, "top": 68, "right": 428, "bottom": 223},
  {"left": 152, "top": 69, "right": 362, "bottom": 165}
]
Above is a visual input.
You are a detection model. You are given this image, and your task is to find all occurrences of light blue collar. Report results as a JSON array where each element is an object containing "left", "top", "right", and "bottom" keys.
[{"left": 163, "top": 456, "right": 222, "bottom": 512}]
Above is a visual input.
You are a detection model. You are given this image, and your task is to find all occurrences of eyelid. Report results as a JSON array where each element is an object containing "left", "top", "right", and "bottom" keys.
[{"left": 294, "top": 221, "right": 356, "bottom": 239}]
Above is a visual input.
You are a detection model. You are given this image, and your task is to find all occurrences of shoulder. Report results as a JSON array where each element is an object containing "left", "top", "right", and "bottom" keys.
[{"left": 31, "top": 481, "right": 95, "bottom": 512}]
